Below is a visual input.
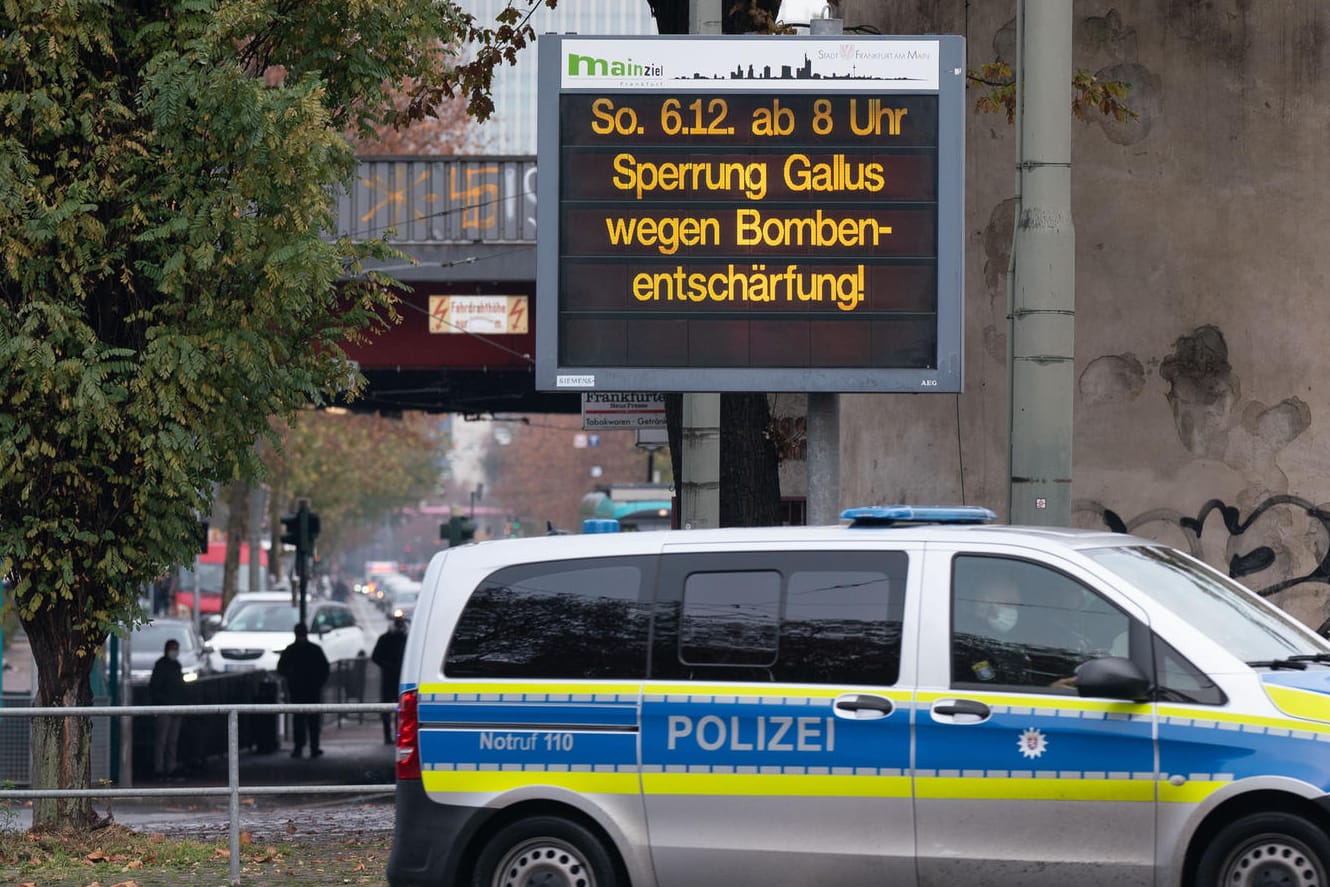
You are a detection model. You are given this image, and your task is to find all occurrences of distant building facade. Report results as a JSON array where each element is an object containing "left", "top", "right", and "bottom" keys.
[{"left": 458, "top": 0, "right": 658, "bottom": 154}]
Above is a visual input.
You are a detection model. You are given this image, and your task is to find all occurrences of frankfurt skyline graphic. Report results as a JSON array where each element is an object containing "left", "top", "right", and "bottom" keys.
[
  {"left": 675, "top": 54, "right": 928, "bottom": 83},
  {"left": 649, "top": 53, "right": 920, "bottom": 84}
]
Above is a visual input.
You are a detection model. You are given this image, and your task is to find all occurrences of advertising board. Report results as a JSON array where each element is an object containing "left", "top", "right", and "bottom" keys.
[{"left": 581, "top": 392, "right": 668, "bottom": 429}]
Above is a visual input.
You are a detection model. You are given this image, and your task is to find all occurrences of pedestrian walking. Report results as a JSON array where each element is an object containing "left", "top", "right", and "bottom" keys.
[
  {"left": 151, "top": 574, "right": 173, "bottom": 616},
  {"left": 277, "top": 622, "right": 330, "bottom": 759},
  {"left": 148, "top": 639, "right": 187, "bottom": 779},
  {"left": 371, "top": 614, "right": 409, "bottom": 744}
]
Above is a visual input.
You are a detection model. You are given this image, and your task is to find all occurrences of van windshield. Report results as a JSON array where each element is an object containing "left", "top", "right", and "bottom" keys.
[{"left": 1085, "top": 545, "right": 1330, "bottom": 662}]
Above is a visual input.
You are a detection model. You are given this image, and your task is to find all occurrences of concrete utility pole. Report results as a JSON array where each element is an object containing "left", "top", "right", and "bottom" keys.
[
  {"left": 1008, "top": 0, "right": 1075, "bottom": 526},
  {"left": 679, "top": 0, "right": 722, "bottom": 530},
  {"left": 804, "top": 5, "right": 843, "bottom": 527}
]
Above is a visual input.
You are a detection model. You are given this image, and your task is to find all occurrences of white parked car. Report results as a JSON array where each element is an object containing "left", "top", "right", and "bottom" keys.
[
  {"left": 127, "top": 617, "right": 212, "bottom": 684},
  {"left": 207, "top": 600, "right": 367, "bottom": 674}
]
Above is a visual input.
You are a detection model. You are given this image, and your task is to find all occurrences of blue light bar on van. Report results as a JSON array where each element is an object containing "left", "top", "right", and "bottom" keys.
[{"left": 841, "top": 505, "right": 998, "bottom": 526}]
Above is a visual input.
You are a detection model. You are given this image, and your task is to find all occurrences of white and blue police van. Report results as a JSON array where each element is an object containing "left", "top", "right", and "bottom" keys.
[{"left": 386, "top": 506, "right": 1330, "bottom": 887}]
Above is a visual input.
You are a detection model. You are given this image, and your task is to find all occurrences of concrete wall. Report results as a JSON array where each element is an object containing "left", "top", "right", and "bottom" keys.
[{"left": 824, "top": 1, "right": 1330, "bottom": 626}]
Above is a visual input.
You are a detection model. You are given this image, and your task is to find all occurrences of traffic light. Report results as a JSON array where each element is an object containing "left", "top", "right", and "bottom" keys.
[
  {"left": 281, "top": 503, "right": 321, "bottom": 580},
  {"left": 303, "top": 509, "right": 320, "bottom": 552},
  {"left": 281, "top": 511, "right": 301, "bottom": 548},
  {"left": 443, "top": 515, "right": 476, "bottom": 547}
]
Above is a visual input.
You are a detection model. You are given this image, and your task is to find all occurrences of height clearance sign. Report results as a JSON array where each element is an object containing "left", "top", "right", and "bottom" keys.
[{"left": 535, "top": 35, "right": 966, "bottom": 394}]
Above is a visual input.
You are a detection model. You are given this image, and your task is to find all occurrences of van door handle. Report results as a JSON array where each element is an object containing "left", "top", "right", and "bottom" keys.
[
  {"left": 834, "top": 694, "right": 894, "bottom": 719},
  {"left": 932, "top": 699, "right": 991, "bottom": 719}
]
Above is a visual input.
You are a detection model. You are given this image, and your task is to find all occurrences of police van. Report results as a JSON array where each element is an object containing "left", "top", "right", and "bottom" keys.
[{"left": 387, "top": 506, "right": 1330, "bottom": 887}]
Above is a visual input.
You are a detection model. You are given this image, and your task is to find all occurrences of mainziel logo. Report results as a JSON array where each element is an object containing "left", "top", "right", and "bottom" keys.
[{"left": 567, "top": 52, "right": 664, "bottom": 78}]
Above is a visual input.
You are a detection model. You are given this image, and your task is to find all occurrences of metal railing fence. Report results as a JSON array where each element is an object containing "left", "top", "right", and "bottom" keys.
[{"left": 0, "top": 701, "right": 397, "bottom": 886}]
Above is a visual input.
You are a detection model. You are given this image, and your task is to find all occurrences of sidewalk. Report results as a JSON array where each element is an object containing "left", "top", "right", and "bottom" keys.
[
  {"left": 6, "top": 591, "right": 402, "bottom": 823},
  {"left": 10, "top": 713, "right": 398, "bottom": 829}
]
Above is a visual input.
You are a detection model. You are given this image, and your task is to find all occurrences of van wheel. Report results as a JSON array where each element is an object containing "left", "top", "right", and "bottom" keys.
[
  {"left": 473, "top": 816, "right": 620, "bottom": 887},
  {"left": 1195, "top": 811, "right": 1330, "bottom": 887}
]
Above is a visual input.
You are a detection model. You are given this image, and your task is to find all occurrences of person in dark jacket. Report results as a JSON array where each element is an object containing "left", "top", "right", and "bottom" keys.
[
  {"left": 149, "top": 639, "right": 187, "bottom": 778},
  {"left": 953, "top": 576, "right": 1034, "bottom": 685},
  {"left": 277, "top": 622, "right": 330, "bottom": 759},
  {"left": 371, "top": 615, "right": 409, "bottom": 744}
]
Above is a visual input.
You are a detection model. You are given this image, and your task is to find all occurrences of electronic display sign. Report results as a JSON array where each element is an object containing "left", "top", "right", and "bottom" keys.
[{"left": 536, "top": 35, "right": 966, "bottom": 393}]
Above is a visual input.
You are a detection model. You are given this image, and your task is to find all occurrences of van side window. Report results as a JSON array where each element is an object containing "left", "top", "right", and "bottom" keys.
[
  {"left": 1153, "top": 635, "right": 1226, "bottom": 705},
  {"left": 951, "top": 555, "right": 1131, "bottom": 692},
  {"left": 782, "top": 568, "right": 902, "bottom": 684},
  {"left": 444, "top": 557, "right": 653, "bottom": 679},
  {"left": 654, "top": 551, "right": 906, "bottom": 685},
  {"left": 680, "top": 571, "right": 781, "bottom": 667}
]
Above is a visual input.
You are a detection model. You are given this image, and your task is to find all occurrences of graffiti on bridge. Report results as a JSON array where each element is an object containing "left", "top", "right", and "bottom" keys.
[{"left": 349, "top": 159, "right": 537, "bottom": 242}]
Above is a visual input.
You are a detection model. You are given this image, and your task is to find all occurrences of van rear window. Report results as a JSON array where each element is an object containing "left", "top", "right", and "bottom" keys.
[
  {"left": 653, "top": 550, "right": 908, "bottom": 685},
  {"left": 444, "top": 556, "right": 654, "bottom": 679}
]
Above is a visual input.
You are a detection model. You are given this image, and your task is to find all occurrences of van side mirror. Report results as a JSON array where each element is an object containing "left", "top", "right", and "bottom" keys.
[{"left": 1075, "top": 656, "right": 1152, "bottom": 702}]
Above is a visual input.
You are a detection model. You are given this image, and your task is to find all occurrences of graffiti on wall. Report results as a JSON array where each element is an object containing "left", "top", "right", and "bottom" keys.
[
  {"left": 1079, "top": 496, "right": 1330, "bottom": 634},
  {"left": 1071, "top": 318, "right": 1329, "bottom": 627}
]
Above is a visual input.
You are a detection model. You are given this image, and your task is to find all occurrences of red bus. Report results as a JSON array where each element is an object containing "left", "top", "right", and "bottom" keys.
[{"left": 176, "top": 542, "right": 270, "bottom": 616}]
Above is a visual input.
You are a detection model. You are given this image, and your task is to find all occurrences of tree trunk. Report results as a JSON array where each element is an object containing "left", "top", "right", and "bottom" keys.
[
  {"left": 222, "top": 480, "right": 249, "bottom": 612},
  {"left": 269, "top": 487, "right": 287, "bottom": 591},
  {"left": 666, "top": 393, "right": 783, "bottom": 528},
  {"left": 23, "top": 593, "right": 100, "bottom": 829},
  {"left": 719, "top": 394, "right": 782, "bottom": 526}
]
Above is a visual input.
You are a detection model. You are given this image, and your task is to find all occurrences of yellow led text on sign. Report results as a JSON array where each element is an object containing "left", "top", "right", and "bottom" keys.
[
  {"left": 604, "top": 211, "right": 889, "bottom": 254},
  {"left": 608, "top": 154, "right": 887, "bottom": 201},
  {"left": 611, "top": 155, "right": 769, "bottom": 200},
  {"left": 589, "top": 97, "right": 909, "bottom": 139},
  {"left": 630, "top": 264, "right": 865, "bottom": 312},
  {"left": 577, "top": 95, "right": 922, "bottom": 315}
]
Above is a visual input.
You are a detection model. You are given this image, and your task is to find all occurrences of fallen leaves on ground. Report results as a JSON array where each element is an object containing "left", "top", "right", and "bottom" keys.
[{"left": 1, "top": 816, "right": 391, "bottom": 883}]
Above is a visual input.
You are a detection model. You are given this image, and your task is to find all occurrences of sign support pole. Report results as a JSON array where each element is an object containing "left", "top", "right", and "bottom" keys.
[
  {"left": 680, "top": 0, "right": 723, "bottom": 531},
  {"left": 805, "top": 8, "right": 844, "bottom": 527}
]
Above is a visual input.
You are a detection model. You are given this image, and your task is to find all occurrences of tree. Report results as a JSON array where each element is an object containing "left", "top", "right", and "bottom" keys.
[
  {"left": 0, "top": 0, "right": 547, "bottom": 829},
  {"left": 352, "top": 83, "right": 479, "bottom": 156},
  {"left": 260, "top": 410, "right": 445, "bottom": 590}
]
